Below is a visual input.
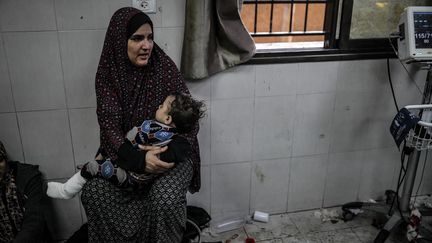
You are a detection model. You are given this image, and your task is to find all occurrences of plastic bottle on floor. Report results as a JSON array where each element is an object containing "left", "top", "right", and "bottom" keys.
[{"left": 211, "top": 217, "right": 246, "bottom": 234}]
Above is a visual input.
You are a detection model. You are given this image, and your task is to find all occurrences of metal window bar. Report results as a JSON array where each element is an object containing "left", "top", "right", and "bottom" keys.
[
  {"left": 289, "top": 0, "right": 294, "bottom": 33},
  {"left": 243, "top": 0, "right": 328, "bottom": 38},
  {"left": 254, "top": 0, "right": 258, "bottom": 33},
  {"left": 270, "top": 0, "right": 274, "bottom": 33},
  {"left": 304, "top": 0, "right": 309, "bottom": 32}
]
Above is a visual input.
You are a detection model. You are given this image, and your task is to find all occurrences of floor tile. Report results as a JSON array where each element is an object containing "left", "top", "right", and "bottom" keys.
[
  {"left": 257, "top": 239, "right": 284, "bottom": 243},
  {"left": 351, "top": 225, "right": 380, "bottom": 242},
  {"left": 200, "top": 227, "right": 247, "bottom": 243},
  {"left": 198, "top": 204, "right": 432, "bottom": 243},
  {"left": 279, "top": 235, "right": 308, "bottom": 243},
  {"left": 288, "top": 209, "right": 349, "bottom": 234},
  {"left": 307, "top": 228, "right": 362, "bottom": 243},
  {"left": 245, "top": 214, "right": 300, "bottom": 241}
]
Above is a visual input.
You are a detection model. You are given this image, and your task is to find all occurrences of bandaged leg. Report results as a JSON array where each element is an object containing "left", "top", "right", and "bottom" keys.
[{"left": 47, "top": 171, "right": 87, "bottom": 199}]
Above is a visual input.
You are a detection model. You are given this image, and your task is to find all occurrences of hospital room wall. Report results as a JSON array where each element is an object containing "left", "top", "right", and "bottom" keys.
[{"left": 0, "top": 0, "right": 430, "bottom": 240}]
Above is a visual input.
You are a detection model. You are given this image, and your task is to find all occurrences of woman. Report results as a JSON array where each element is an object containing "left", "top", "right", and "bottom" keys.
[
  {"left": 81, "top": 7, "right": 201, "bottom": 242},
  {"left": 0, "top": 141, "right": 51, "bottom": 243}
]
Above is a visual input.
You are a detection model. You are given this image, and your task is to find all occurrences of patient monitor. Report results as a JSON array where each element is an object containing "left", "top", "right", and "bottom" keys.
[{"left": 398, "top": 6, "right": 432, "bottom": 62}]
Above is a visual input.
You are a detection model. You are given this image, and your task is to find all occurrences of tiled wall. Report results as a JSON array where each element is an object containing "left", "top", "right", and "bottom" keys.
[
  {"left": 1, "top": 0, "right": 431, "bottom": 240},
  {"left": 187, "top": 61, "right": 431, "bottom": 220}
]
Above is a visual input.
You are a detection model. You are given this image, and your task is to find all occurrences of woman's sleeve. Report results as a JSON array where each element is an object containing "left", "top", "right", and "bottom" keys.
[
  {"left": 13, "top": 168, "right": 48, "bottom": 243},
  {"left": 96, "top": 68, "right": 146, "bottom": 171},
  {"left": 96, "top": 68, "right": 125, "bottom": 159}
]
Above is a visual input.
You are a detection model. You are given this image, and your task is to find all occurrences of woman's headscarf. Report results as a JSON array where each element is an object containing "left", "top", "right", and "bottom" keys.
[
  {"left": 0, "top": 141, "right": 7, "bottom": 162},
  {"left": 0, "top": 141, "right": 24, "bottom": 242},
  {"left": 96, "top": 7, "right": 201, "bottom": 192}
]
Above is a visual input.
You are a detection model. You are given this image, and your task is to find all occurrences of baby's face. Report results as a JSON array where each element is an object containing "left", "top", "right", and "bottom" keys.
[{"left": 155, "top": 95, "right": 175, "bottom": 125}]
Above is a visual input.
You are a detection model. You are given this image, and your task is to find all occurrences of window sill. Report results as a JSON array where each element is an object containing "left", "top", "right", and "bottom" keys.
[{"left": 247, "top": 47, "right": 397, "bottom": 65}]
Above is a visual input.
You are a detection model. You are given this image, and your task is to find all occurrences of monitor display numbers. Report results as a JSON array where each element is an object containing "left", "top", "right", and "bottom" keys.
[{"left": 414, "top": 12, "right": 432, "bottom": 48}]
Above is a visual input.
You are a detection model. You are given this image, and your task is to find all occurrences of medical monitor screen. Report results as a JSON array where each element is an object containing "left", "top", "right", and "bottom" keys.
[{"left": 414, "top": 12, "right": 432, "bottom": 49}]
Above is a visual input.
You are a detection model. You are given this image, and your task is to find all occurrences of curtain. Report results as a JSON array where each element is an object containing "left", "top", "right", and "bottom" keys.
[{"left": 181, "top": 0, "right": 256, "bottom": 80}]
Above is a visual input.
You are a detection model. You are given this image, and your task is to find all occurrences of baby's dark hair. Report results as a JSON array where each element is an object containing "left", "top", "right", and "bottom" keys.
[{"left": 169, "top": 93, "right": 205, "bottom": 134}]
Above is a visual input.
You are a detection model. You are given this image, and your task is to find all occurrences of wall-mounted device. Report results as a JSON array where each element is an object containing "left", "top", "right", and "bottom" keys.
[{"left": 398, "top": 6, "right": 432, "bottom": 62}]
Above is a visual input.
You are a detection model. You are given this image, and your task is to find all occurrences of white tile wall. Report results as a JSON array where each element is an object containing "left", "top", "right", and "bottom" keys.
[
  {"left": 330, "top": 91, "right": 372, "bottom": 152},
  {"left": 297, "top": 61, "right": 338, "bottom": 94},
  {"left": 4, "top": 32, "right": 66, "bottom": 111},
  {"left": 211, "top": 162, "right": 251, "bottom": 222},
  {"left": 292, "top": 93, "right": 334, "bottom": 157},
  {"left": 0, "top": 113, "right": 24, "bottom": 161},
  {"left": 161, "top": 0, "right": 186, "bottom": 28},
  {"left": 187, "top": 165, "right": 211, "bottom": 212},
  {"left": 250, "top": 158, "right": 290, "bottom": 214},
  {"left": 360, "top": 91, "right": 397, "bottom": 150},
  {"left": 412, "top": 150, "right": 432, "bottom": 196},
  {"left": 211, "top": 98, "right": 254, "bottom": 164},
  {"left": 54, "top": 0, "right": 130, "bottom": 30},
  {"left": 255, "top": 63, "right": 298, "bottom": 97},
  {"left": 392, "top": 60, "right": 426, "bottom": 106},
  {"left": 154, "top": 27, "right": 184, "bottom": 68},
  {"left": 357, "top": 147, "right": 400, "bottom": 201},
  {"left": 323, "top": 151, "right": 364, "bottom": 207},
  {"left": 288, "top": 155, "right": 328, "bottom": 211},
  {"left": 0, "top": 33, "right": 14, "bottom": 112},
  {"left": 389, "top": 59, "right": 427, "bottom": 89},
  {"left": 253, "top": 95, "right": 296, "bottom": 160},
  {"left": 1, "top": 0, "right": 430, "bottom": 240},
  {"left": 210, "top": 65, "right": 255, "bottom": 100},
  {"left": 0, "top": 0, "right": 57, "bottom": 31},
  {"left": 69, "top": 108, "right": 99, "bottom": 166},
  {"left": 59, "top": 30, "right": 104, "bottom": 108},
  {"left": 17, "top": 110, "right": 75, "bottom": 179},
  {"left": 47, "top": 196, "right": 84, "bottom": 240},
  {"left": 145, "top": 0, "right": 163, "bottom": 28},
  {"left": 186, "top": 79, "right": 211, "bottom": 101},
  {"left": 336, "top": 60, "right": 389, "bottom": 92}
]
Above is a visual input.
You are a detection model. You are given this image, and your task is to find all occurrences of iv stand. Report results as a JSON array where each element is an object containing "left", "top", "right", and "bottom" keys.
[{"left": 374, "top": 65, "right": 432, "bottom": 243}]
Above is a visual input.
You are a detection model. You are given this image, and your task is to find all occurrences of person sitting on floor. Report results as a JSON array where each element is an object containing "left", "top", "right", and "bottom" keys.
[{"left": 0, "top": 140, "right": 52, "bottom": 243}]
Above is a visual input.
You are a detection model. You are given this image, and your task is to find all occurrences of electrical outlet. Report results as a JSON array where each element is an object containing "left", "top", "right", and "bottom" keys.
[{"left": 132, "top": 0, "right": 157, "bottom": 14}]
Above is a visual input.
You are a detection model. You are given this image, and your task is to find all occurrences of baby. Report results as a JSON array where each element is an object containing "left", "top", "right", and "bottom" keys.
[{"left": 47, "top": 93, "right": 205, "bottom": 199}]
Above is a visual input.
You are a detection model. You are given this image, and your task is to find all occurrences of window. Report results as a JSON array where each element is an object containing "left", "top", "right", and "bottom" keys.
[
  {"left": 241, "top": 0, "right": 334, "bottom": 50},
  {"left": 339, "top": 0, "right": 431, "bottom": 49},
  {"left": 240, "top": 0, "right": 432, "bottom": 62}
]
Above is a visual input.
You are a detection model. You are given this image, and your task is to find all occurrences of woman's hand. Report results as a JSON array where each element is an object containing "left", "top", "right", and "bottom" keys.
[{"left": 138, "top": 145, "right": 174, "bottom": 173}]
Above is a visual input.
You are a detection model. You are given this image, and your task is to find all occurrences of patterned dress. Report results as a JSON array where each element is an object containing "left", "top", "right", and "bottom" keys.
[{"left": 81, "top": 7, "right": 200, "bottom": 242}]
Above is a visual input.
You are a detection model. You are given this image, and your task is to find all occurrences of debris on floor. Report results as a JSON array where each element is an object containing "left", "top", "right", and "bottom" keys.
[
  {"left": 347, "top": 208, "right": 364, "bottom": 215},
  {"left": 252, "top": 211, "right": 269, "bottom": 223},
  {"left": 411, "top": 195, "right": 432, "bottom": 209},
  {"left": 314, "top": 209, "right": 341, "bottom": 223}
]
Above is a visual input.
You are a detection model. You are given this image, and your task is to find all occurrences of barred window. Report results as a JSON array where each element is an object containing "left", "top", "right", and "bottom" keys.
[
  {"left": 240, "top": 0, "right": 333, "bottom": 50},
  {"left": 240, "top": 0, "right": 432, "bottom": 61}
]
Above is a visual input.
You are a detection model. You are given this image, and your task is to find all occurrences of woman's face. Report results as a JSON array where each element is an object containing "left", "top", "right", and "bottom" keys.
[{"left": 127, "top": 23, "right": 154, "bottom": 67}]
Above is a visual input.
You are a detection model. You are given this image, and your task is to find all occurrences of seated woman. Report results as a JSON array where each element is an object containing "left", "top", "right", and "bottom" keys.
[
  {"left": 80, "top": 7, "right": 202, "bottom": 242},
  {"left": 0, "top": 141, "right": 51, "bottom": 243}
]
